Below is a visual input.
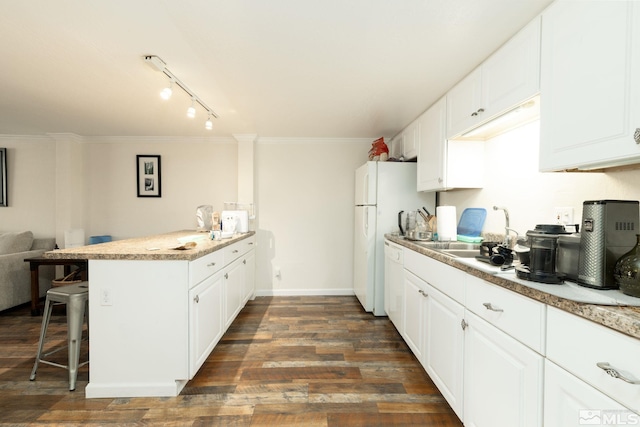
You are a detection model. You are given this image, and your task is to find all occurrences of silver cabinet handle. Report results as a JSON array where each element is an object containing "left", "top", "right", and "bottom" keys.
[
  {"left": 483, "top": 302, "right": 503, "bottom": 312},
  {"left": 597, "top": 362, "right": 640, "bottom": 384},
  {"left": 461, "top": 319, "right": 468, "bottom": 330},
  {"left": 224, "top": 273, "right": 228, "bottom": 279},
  {"left": 207, "top": 262, "right": 216, "bottom": 267},
  {"left": 232, "top": 249, "right": 239, "bottom": 253},
  {"left": 243, "top": 259, "right": 246, "bottom": 265},
  {"left": 635, "top": 128, "right": 640, "bottom": 144},
  {"left": 418, "top": 289, "right": 428, "bottom": 297},
  {"left": 470, "top": 108, "right": 485, "bottom": 117},
  {"left": 248, "top": 242, "right": 254, "bottom": 245},
  {"left": 194, "top": 295, "right": 199, "bottom": 303}
]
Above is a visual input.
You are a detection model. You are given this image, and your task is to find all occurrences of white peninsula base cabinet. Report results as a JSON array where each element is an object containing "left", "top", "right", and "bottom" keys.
[{"left": 82, "top": 234, "right": 255, "bottom": 398}]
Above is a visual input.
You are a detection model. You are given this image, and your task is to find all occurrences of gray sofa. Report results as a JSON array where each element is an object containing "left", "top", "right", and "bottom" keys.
[{"left": 0, "top": 231, "right": 56, "bottom": 312}]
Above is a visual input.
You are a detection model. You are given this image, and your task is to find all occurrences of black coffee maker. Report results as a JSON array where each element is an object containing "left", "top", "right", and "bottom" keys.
[{"left": 516, "top": 224, "right": 570, "bottom": 284}]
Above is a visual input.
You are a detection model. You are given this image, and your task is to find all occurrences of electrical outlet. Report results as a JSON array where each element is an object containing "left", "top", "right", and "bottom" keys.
[
  {"left": 554, "top": 207, "right": 574, "bottom": 225},
  {"left": 100, "top": 288, "right": 113, "bottom": 306}
]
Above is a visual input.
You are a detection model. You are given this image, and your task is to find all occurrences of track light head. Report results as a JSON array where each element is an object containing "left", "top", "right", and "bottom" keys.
[
  {"left": 187, "top": 98, "right": 196, "bottom": 118},
  {"left": 160, "top": 80, "right": 173, "bottom": 100},
  {"left": 205, "top": 114, "right": 213, "bottom": 130}
]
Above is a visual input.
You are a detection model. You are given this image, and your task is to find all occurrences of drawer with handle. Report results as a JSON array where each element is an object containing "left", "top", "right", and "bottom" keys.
[
  {"left": 189, "top": 250, "right": 224, "bottom": 288},
  {"left": 466, "top": 275, "right": 546, "bottom": 354},
  {"left": 224, "top": 236, "right": 255, "bottom": 265},
  {"left": 546, "top": 306, "right": 640, "bottom": 411}
]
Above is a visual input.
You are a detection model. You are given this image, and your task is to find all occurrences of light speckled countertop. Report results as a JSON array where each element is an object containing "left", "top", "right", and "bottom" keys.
[
  {"left": 386, "top": 234, "right": 640, "bottom": 340},
  {"left": 43, "top": 230, "right": 255, "bottom": 262}
]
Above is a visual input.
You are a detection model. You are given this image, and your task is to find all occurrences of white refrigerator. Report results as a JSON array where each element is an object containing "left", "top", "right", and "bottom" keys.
[{"left": 353, "top": 161, "right": 436, "bottom": 315}]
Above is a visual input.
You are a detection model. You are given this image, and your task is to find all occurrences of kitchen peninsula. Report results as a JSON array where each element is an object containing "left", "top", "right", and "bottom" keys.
[{"left": 44, "top": 230, "right": 256, "bottom": 398}]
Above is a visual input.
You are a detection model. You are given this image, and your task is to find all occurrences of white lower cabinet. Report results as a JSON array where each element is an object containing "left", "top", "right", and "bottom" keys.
[
  {"left": 403, "top": 270, "right": 426, "bottom": 361},
  {"left": 384, "top": 241, "right": 404, "bottom": 332},
  {"left": 463, "top": 311, "right": 543, "bottom": 427},
  {"left": 224, "top": 257, "right": 244, "bottom": 329},
  {"left": 544, "top": 360, "right": 630, "bottom": 427},
  {"left": 546, "top": 306, "right": 640, "bottom": 416},
  {"left": 191, "top": 236, "right": 255, "bottom": 376},
  {"left": 398, "top": 247, "right": 544, "bottom": 425},
  {"left": 243, "top": 250, "right": 255, "bottom": 304},
  {"left": 394, "top": 245, "right": 640, "bottom": 426},
  {"left": 423, "top": 282, "right": 465, "bottom": 419},
  {"left": 189, "top": 270, "right": 224, "bottom": 378}
]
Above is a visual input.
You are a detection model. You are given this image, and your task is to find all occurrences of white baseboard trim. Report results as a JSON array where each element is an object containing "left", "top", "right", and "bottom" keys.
[{"left": 254, "top": 289, "right": 355, "bottom": 297}]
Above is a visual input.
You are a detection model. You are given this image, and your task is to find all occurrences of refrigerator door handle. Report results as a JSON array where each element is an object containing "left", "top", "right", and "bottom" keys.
[
  {"left": 363, "top": 207, "right": 369, "bottom": 238},
  {"left": 363, "top": 172, "right": 368, "bottom": 204}
]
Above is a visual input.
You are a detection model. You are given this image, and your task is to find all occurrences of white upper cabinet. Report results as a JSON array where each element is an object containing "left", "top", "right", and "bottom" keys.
[
  {"left": 390, "top": 133, "right": 403, "bottom": 160},
  {"left": 417, "top": 97, "right": 484, "bottom": 192},
  {"left": 446, "top": 67, "right": 484, "bottom": 139},
  {"left": 539, "top": 1, "right": 640, "bottom": 171},
  {"left": 403, "top": 120, "right": 419, "bottom": 160},
  {"left": 447, "top": 16, "right": 541, "bottom": 139},
  {"left": 417, "top": 97, "right": 446, "bottom": 191}
]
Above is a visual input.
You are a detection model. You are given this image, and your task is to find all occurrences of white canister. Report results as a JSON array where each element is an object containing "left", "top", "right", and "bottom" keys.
[{"left": 436, "top": 206, "right": 457, "bottom": 241}]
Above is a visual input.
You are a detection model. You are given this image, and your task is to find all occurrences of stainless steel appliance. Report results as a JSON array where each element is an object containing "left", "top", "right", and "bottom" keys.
[
  {"left": 557, "top": 233, "right": 581, "bottom": 281},
  {"left": 516, "top": 224, "right": 569, "bottom": 284},
  {"left": 577, "top": 200, "right": 639, "bottom": 289}
]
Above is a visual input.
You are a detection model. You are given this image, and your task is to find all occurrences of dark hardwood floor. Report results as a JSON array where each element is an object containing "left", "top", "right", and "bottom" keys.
[{"left": 0, "top": 295, "right": 462, "bottom": 426}]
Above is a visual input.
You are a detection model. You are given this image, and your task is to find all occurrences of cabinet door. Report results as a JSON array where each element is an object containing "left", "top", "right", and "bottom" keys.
[
  {"left": 540, "top": 1, "right": 640, "bottom": 171},
  {"left": 224, "top": 258, "right": 244, "bottom": 329},
  {"left": 417, "top": 97, "right": 446, "bottom": 192},
  {"left": 424, "top": 282, "right": 465, "bottom": 420},
  {"left": 391, "top": 133, "right": 404, "bottom": 160},
  {"left": 403, "top": 121, "right": 419, "bottom": 160},
  {"left": 403, "top": 270, "right": 427, "bottom": 360},
  {"left": 482, "top": 16, "right": 540, "bottom": 123},
  {"left": 464, "top": 311, "right": 543, "bottom": 427},
  {"left": 243, "top": 250, "right": 255, "bottom": 304},
  {"left": 384, "top": 241, "right": 404, "bottom": 333},
  {"left": 544, "top": 360, "right": 631, "bottom": 427},
  {"left": 447, "top": 67, "right": 483, "bottom": 138},
  {"left": 189, "top": 270, "right": 224, "bottom": 378}
]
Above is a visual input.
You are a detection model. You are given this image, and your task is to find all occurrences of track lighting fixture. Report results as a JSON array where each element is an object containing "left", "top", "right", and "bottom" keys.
[
  {"left": 160, "top": 79, "right": 173, "bottom": 100},
  {"left": 187, "top": 98, "right": 196, "bottom": 118},
  {"left": 144, "top": 55, "right": 219, "bottom": 128}
]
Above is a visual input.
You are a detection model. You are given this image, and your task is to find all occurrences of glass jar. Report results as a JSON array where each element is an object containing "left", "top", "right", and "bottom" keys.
[{"left": 613, "top": 234, "right": 640, "bottom": 298}]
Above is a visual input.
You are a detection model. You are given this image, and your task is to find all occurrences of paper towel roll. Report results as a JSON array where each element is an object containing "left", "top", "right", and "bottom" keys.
[{"left": 436, "top": 206, "right": 457, "bottom": 241}]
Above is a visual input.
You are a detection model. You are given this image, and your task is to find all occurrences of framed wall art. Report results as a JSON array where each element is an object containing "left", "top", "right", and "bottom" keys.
[
  {"left": 136, "top": 155, "right": 161, "bottom": 198},
  {"left": 0, "top": 148, "right": 7, "bottom": 207}
]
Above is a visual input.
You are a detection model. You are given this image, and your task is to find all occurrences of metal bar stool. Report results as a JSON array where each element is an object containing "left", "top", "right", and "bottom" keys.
[{"left": 30, "top": 282, "right": 89, "bottom": 391}]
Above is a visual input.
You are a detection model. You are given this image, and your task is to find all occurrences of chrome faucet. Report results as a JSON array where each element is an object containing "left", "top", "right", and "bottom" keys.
[{"left": 493, "top": 206, "right": 518, "bottom": 247}]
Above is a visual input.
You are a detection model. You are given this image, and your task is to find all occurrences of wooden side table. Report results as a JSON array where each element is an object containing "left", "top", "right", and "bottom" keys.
[{"left": 24, "top": 257, "right": 88, "bottom": 315}]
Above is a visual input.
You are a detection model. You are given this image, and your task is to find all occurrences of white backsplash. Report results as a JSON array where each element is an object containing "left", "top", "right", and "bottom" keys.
[{"left": 439, "top": 120, "right": 640, "bottom": 237}]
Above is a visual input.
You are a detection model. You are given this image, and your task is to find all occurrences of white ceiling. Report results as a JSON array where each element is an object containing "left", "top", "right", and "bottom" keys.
[{"left": 0, "top": 0, "right": 553, "bottom": 139}]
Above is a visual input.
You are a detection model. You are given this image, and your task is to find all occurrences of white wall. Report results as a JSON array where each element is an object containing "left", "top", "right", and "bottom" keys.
[
  {"left": 439, "top": 120, "right": 640, "bottom": 238},
  {"left": 0, "top": 136, "right": 56, "bottom": 238},
  {"left": 83, "top": 138, "right": 239, "bottom": 240},
  {"left": 255, "top": 138, "right": 371, "bottom": 295}
]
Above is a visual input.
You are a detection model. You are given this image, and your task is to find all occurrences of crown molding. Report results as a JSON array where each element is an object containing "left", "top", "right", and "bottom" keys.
[
  {"left": 77, "top": 135, "right": 237, "bottom": 144},
  {"left": 256, "top": 136, "right": 373, "bottom": 145}
]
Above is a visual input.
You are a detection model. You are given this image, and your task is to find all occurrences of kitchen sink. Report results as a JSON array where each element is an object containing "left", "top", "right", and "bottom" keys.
[
  {"left": 404, "top": 239, "right": 481, "bottom": 258},
  {"left": 409, "top": 240, "right": 480, "bottom": 250},
  {"left": 435, "top": 248, "right": 481, "bottom": 258}
]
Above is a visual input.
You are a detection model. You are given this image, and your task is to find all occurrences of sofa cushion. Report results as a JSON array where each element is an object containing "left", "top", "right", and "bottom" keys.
[{"left": 0, "top": 231, "right": 34, "bottom": 255}]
